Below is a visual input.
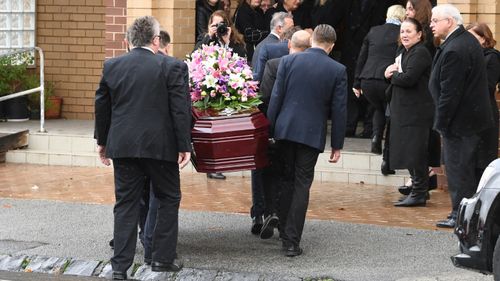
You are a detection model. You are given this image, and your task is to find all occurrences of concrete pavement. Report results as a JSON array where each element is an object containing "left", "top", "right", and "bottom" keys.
[{"left": 0, "top": 198, "right": 493, "bottom": 281}]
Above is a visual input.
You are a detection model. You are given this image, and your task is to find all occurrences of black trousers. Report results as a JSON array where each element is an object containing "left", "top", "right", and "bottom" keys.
[
  {"left": 442, "top": 134, "right": 481, "bottom": 218},
  {"left": 361, "top": 79, "right": 389, "bottom": 139},
  {"left": 276, "top": 140, "right": 320, "bottom": 247},
  {"left": 111, "top": 158, "right": 180, "bottom": 272}
]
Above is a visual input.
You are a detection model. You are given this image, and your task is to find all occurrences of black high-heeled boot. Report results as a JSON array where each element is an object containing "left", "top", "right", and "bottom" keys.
[{"left": 371, "top": 135, "right": 382, "bottom": 154}]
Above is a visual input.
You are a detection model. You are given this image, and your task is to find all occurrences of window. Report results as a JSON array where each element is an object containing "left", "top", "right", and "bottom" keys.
[{"left": 0, "top": 0, "right": 35, "bottom": 55}]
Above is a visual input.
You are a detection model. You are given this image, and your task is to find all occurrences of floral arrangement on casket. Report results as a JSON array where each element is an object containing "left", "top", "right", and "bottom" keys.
[
  {"left": 185, "top": 44, "right": 261, "bottom": 113},
  {"left": 184, "top": 44, "right": 269, "bottom": 173}
]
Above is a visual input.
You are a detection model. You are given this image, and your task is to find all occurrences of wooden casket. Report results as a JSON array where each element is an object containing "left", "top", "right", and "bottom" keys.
[{"left": 191, "top": 107, "right": 269, "bottom": 173}]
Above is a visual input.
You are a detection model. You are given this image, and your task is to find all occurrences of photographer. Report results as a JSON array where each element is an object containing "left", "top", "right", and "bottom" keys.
[{"left": 194, "top": 10, "right": 247, "bottom": 58}]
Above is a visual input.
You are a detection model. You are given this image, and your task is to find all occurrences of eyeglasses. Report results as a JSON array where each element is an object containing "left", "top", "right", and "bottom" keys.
[{"left": 430, "top": 18, "right": 449, "bottom": 24}]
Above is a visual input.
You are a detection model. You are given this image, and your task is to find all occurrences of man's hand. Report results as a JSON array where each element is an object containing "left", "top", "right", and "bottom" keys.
[
  {"left": 328, "top": 149, "right": 341, "bottom": 163},
  {"left": 97, "top": 145, "right": 111, "bottom": 166},
  {"left": 178, "top": 152, "right": 191, "bottom": 169}
]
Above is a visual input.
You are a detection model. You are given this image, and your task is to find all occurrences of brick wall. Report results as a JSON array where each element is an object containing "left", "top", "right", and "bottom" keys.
[
  {"left": 36, "top": 0, "right": 106, "bottom": 119},
  {"left": 36, "top": 0, "right": 126, "bottom": 120},
  {"left": 105, "top": 0, "right": 127, "bottom": 59}
]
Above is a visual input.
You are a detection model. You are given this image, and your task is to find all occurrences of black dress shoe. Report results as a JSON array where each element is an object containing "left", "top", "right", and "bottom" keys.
[
  {"left": 381, "top": 161, "right": 395, "bottom": 175},
  {"left": 251, "top": 216, "right": 263, "bottom": 235},
  {"left": 260, "top": 214, "right": 279, "bottom": 239},
  {"left": 109, "top": 239, "right": 114, "bottom": 249},
  {"left": 429, "top": 174, "right": 437, "bottom": 190},
  {"left": 285, "top": 245, "right": 303, "bottom": 257},
  {"left": 394, "top": 194, "right": 426, "bottom": 207},
  {"left": 151, "top": 259, "right": 184, "bottom": 272},
  {"left": 436, "top": 217, "right": 456, "bottom": 228},
  {"left": 207, "top": 172, "right": 226, "bottom": 180},
  {"left": 112, "top": 271, "right": 127, "bottom": 280},
  {"left": 371, "top": 136, "right": 382, "bottom": 154},
  {"left": 398, "top": 185, "right": 412, "bottom": 195},
  {"left": 144, "top": 258, "right": 151, "bottom": 265}
]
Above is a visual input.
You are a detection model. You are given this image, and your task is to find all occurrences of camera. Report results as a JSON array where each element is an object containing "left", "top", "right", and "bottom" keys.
[{"left": 216, "top": 22, "right": 228, "bottom": 37}]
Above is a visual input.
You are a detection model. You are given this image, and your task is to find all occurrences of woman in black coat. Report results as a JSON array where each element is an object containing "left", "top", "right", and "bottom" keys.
[
  {"left": 466, "top": 22, "right": 500, "bottom": 181},
  {"left": 233, "top": 0, "right": 269, "bottom": 62},
  {"left": 196, "top": 0, "right": 222, "bottom": 40},
  {"left": 397, "top": 0, "right": 440, "bottom": 194},
  {"left": 384, "top": 18, "right": 434, "bottom": 207}
]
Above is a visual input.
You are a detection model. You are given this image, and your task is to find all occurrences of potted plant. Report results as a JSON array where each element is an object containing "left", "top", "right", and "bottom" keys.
[
  {"left": 0, "top": 52, "right": 34, "bottom": 121},
  {"left": 27, "top": 79, "right": 59, "bottom": 119},
  {"left": 185, "top": 44, "right": 269, "bottom": 173}
]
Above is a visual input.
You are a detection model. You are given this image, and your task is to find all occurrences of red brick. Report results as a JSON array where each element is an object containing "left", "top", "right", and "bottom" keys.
[
  {"left": 106, "top": 7, "right": 124, "bottom": 16},
  {"left": 114, "top": 0, "right": 126, "bottom": 8},
  {"left": 105, "top": 24, "right": 123, "bottom": 32},
  {"left": 113, "top": 16, "right": 126, "bottom": 24}
]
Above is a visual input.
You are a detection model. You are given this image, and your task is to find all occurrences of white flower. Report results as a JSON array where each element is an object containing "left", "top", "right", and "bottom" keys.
[{"left": 203, "top": 74, "right": 217, "bottom": 88}]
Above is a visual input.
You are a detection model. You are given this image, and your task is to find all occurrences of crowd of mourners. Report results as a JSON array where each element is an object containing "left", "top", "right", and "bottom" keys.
[{"left": 94, "top": 0, "right": 499, "bottom": 279}]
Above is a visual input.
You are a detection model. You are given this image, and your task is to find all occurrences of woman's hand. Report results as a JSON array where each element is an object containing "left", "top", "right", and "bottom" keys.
[
  {"left": 208, "top": 23, "right": 217, "bottom": 37},
  {"left": 384, "top": 63, "right": 398, "bottom": 79}
]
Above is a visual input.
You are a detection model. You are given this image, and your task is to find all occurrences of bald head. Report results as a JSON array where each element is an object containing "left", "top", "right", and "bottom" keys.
[{"left": 289, "top": 30, "right": 311, "bottom": 54}]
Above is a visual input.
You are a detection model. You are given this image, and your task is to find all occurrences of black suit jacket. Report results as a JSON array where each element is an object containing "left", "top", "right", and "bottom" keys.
[
  {"left": 94, "top": 48, "right": 192, "bottom": 162},
  {"left": 267, "top": 48, "right": 347, "bottom": 151},
  {"left": 429, "top": 26, "right": 494, "bottom": 137},
  {"left": 253, "top": 42, "right": 288, "bottom": 82},
  {"left": 353, "top": 22, "right": 400, "bottom": 88},
  {"left": 251, "top": 33, "right": 280, "bottom": 67},
  {"left": 259, "top": 57, "right": 281, "bottom": 114}
]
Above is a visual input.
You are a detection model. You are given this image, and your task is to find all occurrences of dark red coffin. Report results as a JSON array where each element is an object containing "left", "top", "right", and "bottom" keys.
[{"left": 191, "top": 107, "right": 269, "bottom": 173}]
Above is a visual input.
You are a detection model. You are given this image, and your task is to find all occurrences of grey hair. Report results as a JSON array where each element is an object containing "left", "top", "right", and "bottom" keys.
[
  {"left": 270, "top": 12, "right": 293, "bottom": 31},
  {"left": 127, "top": 16, "right": 160, "bottom": 47},
  {"left": 432, "top": 4, "right": 463, "bottom": 25},
  {"left": 312, "top": 24, "right": 336, "bottom": 45}
]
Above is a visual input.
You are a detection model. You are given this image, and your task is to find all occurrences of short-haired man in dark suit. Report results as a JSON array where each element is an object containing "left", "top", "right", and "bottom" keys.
[
  {"left": 95, "top": 16, "right": 191, "bottom": 279},
  {"left": 248, "top": 11, "right": 295, "bottom": 235},
  {"left": 267, "top": 24, "right": 347, "bottom": 256},
  {"left": 429, "top": 5, "right": 494, "bottom": 228}
]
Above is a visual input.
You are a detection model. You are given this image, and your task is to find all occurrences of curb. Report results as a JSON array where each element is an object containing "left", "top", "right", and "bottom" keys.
[{"left": 0, "top": 254, "right": 336, "bottom": 280}]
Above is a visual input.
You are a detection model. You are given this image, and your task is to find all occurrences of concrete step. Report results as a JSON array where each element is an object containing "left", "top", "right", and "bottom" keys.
[{"left": 5, "top": 131, "right": 409, "bottom": 186}]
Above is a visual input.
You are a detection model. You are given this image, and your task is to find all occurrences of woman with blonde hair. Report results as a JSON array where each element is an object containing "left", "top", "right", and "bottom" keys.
[{"left": 353, "top": 5, "right": 405, "bottom": 161}]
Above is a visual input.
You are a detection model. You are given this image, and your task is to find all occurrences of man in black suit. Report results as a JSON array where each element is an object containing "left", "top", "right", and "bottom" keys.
[
  {"left": 251, "top": 12, "right": 293, "bottom": 67},
  {"left": 429, "top": 5, "right": 494, "bottom": 228},
  {"left": 267, "top": 24, "right": 347, "bottom": 256},
  {"left": 95, "top": 16, "right": 191, "bottom": 279},
  {"left": 252, "top": 26, "right": 301, "bottom": 82}
]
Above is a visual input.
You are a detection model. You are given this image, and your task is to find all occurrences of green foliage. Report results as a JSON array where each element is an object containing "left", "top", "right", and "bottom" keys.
[
  {"left": 27, "top": 78, "right": 55, "bottom": 110},
  {"left": 193, "top": 94, "right": 263, "bottom": 112},
  {"left": 0, "top": 52, "right": 34, "bottom": 96}
]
